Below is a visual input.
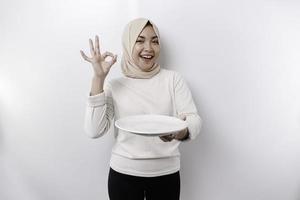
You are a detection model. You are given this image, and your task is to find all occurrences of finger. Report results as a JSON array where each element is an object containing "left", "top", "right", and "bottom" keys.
[
  {"left": 160, "top": 136, "right": 168, "bottom": 142},
  {"left": 174, "top": 129, "right": 187, "bottom": 140},
  {"left": 89, "top": 38, "right": 95, "bottom": 56},
  {"left": 102, "top": 51, "right": 114, "bottom": 60},
  {"left": 80, "top": 50, "right": 91, "bottom": 62},
  {"left": 171, "top": 134, "right": 176, "bottom": 141},
  {"left": 174, "top": 134, "right": 181, "bottom": 140},
  {"left": 95, "top": 35, "right": 101, "bottom": 55},
  {"left": 160, "top": 136, "right": 171, "bottom": 142},
  {"left": 103, "top": 52, "right": 117, "bottom": 66},
  {"left": 166, "top": 134, "right": 174, "bottom": 141},
  {"left": 108, "top": 54, "right": 118, "bottom": 66}
]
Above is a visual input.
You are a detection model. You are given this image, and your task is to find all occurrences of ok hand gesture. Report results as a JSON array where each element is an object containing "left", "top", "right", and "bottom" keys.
[{"left": 80, "top": 35, "right": 117, "bottom": 80}]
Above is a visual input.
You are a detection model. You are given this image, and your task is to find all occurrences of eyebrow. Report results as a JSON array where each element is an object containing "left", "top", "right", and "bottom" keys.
[{"left": 137, "top": 36, "right": 158, "bottom": 39}]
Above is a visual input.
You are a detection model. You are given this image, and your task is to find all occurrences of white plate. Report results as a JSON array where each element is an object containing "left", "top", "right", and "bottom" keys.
[{"left": 115, "top": 114, "right": 187, "bottom": 136}]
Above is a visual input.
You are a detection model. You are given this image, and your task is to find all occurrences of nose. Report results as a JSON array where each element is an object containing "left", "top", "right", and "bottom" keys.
[{"left": 144, "top": 41, "right": 153, "bottom": 51}]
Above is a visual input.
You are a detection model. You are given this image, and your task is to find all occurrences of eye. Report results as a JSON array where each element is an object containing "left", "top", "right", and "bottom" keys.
[
  {"left": 152, "top": 40, "right": 159, "bottom": 44},
  {"left": 136, "top": 40, "right": 144, "bottom": 43}
]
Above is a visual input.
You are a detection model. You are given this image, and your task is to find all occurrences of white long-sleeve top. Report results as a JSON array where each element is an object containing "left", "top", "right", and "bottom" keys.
[{"left": 84, "top": 68, "right": 202, "bottom": 177}]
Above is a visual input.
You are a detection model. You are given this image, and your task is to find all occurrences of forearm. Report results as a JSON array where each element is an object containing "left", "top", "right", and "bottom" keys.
[{"left": 90, "top": 76, "right": 105, "bottom": 96}]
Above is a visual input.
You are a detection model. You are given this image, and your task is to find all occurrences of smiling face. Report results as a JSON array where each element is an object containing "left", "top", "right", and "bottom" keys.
[{"left": 132, "top": 25, "right": 160, "bottom": 71}]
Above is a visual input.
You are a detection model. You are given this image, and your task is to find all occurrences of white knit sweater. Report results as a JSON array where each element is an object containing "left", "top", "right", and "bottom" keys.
[{"left": 84, "top": 68, "right": 202, "bottom": 177}]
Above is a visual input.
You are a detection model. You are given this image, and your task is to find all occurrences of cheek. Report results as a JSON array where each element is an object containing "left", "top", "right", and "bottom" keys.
[
  {"left": 155, "top": 50, "right": 160, "bottom": 58},
  {"left": 132, "top": 46, "right": 142, "bottom": 58},
  {"left": 154, "top": 47, "right": 160, "bottom": 57},
  {"left": 132, "top": 50, "right": 140, "bottom": 62}
]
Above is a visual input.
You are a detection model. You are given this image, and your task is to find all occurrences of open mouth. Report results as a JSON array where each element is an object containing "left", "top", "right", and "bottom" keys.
[{"left": 140, "top": 55, "right": 154, "bottom": 61}]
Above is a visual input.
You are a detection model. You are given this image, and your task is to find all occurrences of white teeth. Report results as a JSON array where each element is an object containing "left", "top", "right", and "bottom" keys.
[{"left": 141, "top": 55, "right": 153, "bottom": 59}]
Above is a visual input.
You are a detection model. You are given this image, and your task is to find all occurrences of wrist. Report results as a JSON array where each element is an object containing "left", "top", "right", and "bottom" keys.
[
  {"left": 90, "top": 76, "right": 105, "bottom": 96},
  {"left": 93, "top": 75, "right": 105, "bottom": 82}
]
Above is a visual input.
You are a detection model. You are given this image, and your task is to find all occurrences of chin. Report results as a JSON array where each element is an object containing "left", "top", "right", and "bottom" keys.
[{"left": 139, "top": 64, "right": 154, "bottom": 71}]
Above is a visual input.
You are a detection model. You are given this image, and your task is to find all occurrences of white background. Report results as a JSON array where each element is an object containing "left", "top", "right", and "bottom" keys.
[{"left": 1, "top": 0, "right": 300, "bottom": 199}]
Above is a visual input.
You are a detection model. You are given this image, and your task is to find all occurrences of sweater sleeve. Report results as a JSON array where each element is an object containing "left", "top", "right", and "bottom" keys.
[
  {"left": 84, "top": 81, "right": 114, "bottom": 139},
  {"left": 174, "top": 72, "right": 202, "bottom": 141}
]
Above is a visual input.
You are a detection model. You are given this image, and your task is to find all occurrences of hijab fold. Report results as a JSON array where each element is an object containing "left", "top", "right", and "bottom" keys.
[{"left": 121, "top": 18, "right": 161, "bottom": 79}]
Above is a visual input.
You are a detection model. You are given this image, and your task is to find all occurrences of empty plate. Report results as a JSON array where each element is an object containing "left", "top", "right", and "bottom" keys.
[{"left": 115, "top": 114, "right": 187, "bottom": 136}]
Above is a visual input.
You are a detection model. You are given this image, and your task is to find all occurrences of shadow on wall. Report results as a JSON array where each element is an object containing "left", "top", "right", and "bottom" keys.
[
  {"left": 0, "top": 100, "right": 7, "bottom": 156},
  {"left": 296, "top": 185, "right": 300, "bottom": 200},
  {"left": 0, "top": 105, "right": 3, "bottom": 155},
  {"left": 158, "top": 36, "right": 169, "bottom": 70}
]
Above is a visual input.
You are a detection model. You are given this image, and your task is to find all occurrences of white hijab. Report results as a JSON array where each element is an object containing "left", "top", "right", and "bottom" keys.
[{"left": 121, "top": 18, "right": 161, "bottom": 79}]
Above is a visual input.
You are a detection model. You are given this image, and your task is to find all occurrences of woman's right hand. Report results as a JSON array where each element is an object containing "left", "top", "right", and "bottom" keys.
[{"left": 80, "top": 35, "right": 117, "bottom": 80}]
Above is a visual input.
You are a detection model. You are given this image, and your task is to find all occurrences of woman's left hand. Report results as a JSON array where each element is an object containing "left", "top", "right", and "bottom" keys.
[{"left": 160, "top": 115, "right": 189, "bottom": 142}]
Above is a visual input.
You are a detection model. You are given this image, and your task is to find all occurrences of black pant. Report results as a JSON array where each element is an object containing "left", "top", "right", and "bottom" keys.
[{"left": 108, "top": 168, "right": 180, "bottom": 200}]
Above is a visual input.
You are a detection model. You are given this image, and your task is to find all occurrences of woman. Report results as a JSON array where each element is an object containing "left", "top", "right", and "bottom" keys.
[{"left": 80, "top": 18, "right": 202, "bottom": 200}]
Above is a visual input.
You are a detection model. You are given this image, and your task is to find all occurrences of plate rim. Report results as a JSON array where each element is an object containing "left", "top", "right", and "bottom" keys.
[{"left": 114, "top": 114, "right": 187, "bottom": 135}]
